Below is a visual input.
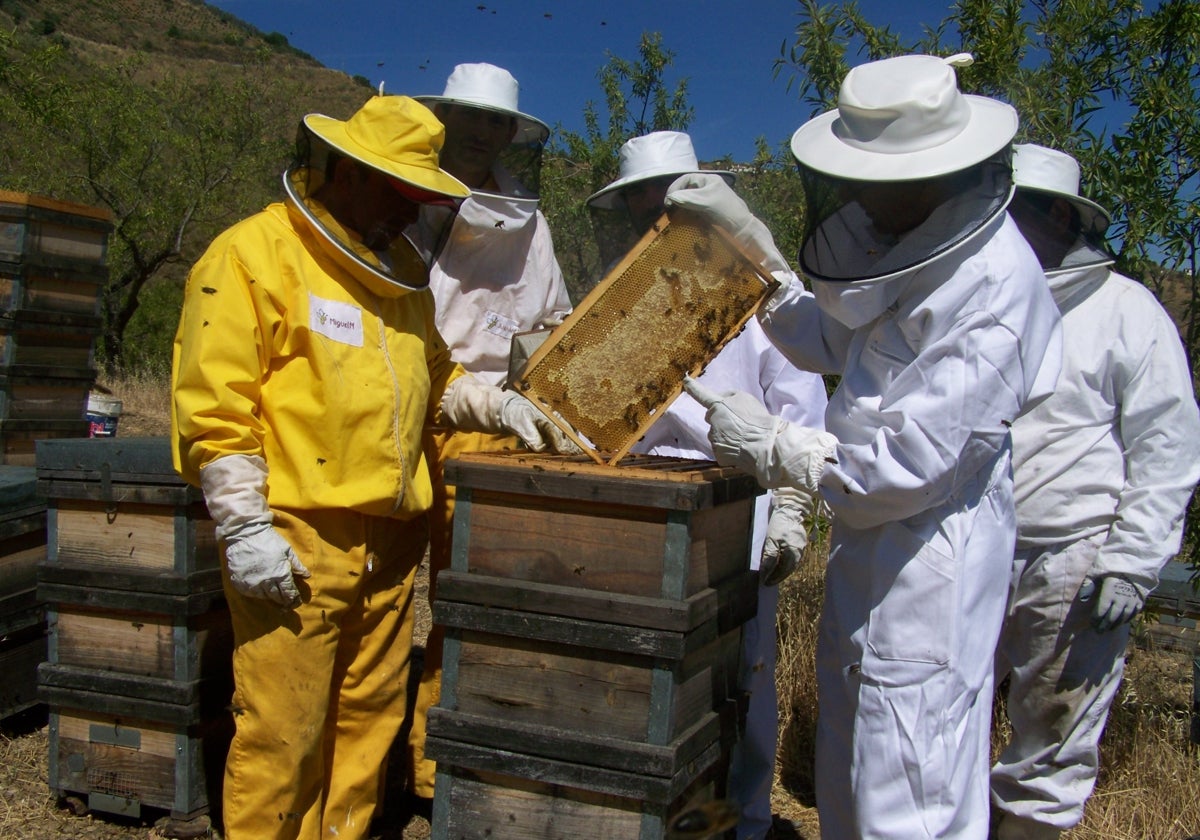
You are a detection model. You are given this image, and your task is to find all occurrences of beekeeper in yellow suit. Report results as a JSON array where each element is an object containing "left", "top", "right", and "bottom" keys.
[{"left": 171, "top": 94, "right": 576, "bottom": 840}]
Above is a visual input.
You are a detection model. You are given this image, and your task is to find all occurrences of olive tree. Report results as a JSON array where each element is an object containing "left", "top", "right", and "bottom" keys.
[{"left": 1, "top": 30, "right": 294, "bottom": 373}]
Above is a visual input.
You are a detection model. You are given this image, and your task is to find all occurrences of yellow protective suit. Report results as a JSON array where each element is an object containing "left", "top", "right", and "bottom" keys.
[{"left": 172, "top": 199, "right": 463, "bottom": 840}]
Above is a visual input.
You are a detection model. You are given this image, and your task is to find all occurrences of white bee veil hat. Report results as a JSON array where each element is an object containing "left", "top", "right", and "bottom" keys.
[
  {"left": 790, "top": 53, "right": 1018, "bottom": 182},
  {"left": 416, "top": 62, "right": 549, "bottom": 145},
  {"left": 586, "top": 131, "right": 733, "bottom": 210}
]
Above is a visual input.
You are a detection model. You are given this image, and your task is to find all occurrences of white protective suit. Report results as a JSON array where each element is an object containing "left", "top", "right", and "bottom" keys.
[
  {"left": 990, "top": 260, "right": 1200, "bottom": 835},
  {"left": 758, "top": 211, "right": 1062, "bottom": 839},
  {"left": 632, "top": 319, "right": 828, "bottom": 840},
  {"left": 420, "top": 168, "right": 572, "bottom": 385},
  {"left": 403, "top": 165, "right": 573, "bottom": 800}
]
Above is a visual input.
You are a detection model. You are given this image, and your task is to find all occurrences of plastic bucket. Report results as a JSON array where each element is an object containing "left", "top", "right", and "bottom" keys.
[{"left": 86, "top": 392, "right": 122, "bottom": 438}]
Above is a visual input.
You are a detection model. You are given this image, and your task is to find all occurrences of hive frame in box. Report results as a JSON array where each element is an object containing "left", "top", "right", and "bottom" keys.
[{"left": 510, "top": 211, "right": 778, "bottom": 466}]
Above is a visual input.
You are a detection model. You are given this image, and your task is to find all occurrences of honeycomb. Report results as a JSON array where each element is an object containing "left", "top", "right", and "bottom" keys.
[{"left": 512, "top": 211, "right": 778, "bottom": 465}]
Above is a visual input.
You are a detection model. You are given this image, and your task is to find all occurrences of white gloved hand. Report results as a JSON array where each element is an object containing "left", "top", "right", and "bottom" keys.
[
  {"left": 223, "top": 521, "right": 310, "bottom": 607},
  {"left": 441, "top": 375, "right": 581, "bottom": 454},
  {"left": 199, "top": 454, "right": 310, "bottom": 609},
  {"left": 665, "top": 173, "right": 794, "bottom": 285},
  {"left": 760, "top": 485, "right": 818, "bottom": 586},
  {"left": 683, "top": 376, "right": 837, "bottom": 492},
  {"left": 1088, "top": 574, "right": 1145, "bottom": 633}
]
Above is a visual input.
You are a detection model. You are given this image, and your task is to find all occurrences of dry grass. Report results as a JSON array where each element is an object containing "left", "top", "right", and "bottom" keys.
[{"left": 94, "top": 369, "right": 172, "bottom": 437}]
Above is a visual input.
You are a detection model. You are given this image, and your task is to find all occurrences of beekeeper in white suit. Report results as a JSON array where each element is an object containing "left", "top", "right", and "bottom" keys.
[
  {"left": 989, "top": 143, "right": 1200, "bottom": 840},
  {"left": 403, "top": 62, "right": 573, "bottom": 812},
  {"left": 671, "top": 54, "right": 1063, "bottom": 838},
  {"left": 589, "top": 130, "right": 829, "bottom": 840}
]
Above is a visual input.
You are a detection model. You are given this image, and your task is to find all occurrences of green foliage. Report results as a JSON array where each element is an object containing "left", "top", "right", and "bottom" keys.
[
  {"left": 121, "top": 274, "right": 184, "bottom": 374},
  {"left": 263, "top": 31, "right": 288, "bottom": 49},
  {"left": 1, "top": 26, "right": 298, "bottom": 374}
]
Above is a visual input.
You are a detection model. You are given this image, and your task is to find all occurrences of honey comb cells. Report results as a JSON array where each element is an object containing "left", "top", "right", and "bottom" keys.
[{"left": 513, "top": 212, "right": 778, "bottom": 465}]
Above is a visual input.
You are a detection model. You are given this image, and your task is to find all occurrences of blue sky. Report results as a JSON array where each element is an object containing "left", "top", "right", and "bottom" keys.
[{"left": 208, "top": 0, "right": 958, "bottom": 162}]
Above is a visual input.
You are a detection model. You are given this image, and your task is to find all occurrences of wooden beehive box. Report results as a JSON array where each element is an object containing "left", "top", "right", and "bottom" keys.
[
  {"left": 36, "top": 437, "right": 218, "bottom": 592},
  {"left": 0, "top": 312, "right": 100, "bottom": 371},
  {"left": 0, "top": 191, "right": 111, "bottom": 463},
  {"left": 47, "top": 702, "right": 232, "bottom": 822},
  {"left": 0, "top": 419, "right": 92, "bottom": 467},
  {"left": 0, "top": 190, "right": 112, "bottom": 269},
  {"left": 426, "top": 451, "right": 760, "bottom": 839},
  {"left": 430, "top": 743, "right": 729, "bottom": 840},
  {"left": 34, "top": 436, "right": 232, "bottom": 823},
  {"left": 0, "top": 465, "right": 48, "bottom": 720}
]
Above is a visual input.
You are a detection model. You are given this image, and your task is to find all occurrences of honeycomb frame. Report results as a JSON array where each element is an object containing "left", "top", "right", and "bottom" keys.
[{"left": 511, "top": 210, "right": 779, "bottom": 466}]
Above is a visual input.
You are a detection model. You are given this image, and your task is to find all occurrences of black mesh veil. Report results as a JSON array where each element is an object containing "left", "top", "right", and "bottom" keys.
[
  {"left": 282, "top": 120, "right": 431, "bottom": 292},
  {"left": 797, "top": 148, "right": 1014, "bottom": 284}
]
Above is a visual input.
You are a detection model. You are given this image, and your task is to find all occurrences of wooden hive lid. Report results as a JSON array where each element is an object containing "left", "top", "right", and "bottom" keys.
[{"left": 0, "top": 190, "right": 114, "bottom": 224}]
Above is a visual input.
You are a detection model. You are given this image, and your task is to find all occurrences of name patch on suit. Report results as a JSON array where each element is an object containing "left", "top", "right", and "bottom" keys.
[
  {"left": 310, "top": 294, "right": 364, "bottom": 347},
  {"left": 483, "top": 309, "right": 520, "bottom": 340}
]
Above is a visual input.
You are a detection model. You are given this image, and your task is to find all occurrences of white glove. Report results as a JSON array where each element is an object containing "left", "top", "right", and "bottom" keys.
[
  {"left": 683, "top": 376, "right": 837, "bottom": 492},
  {"left": 441, "top": 375, "right": 581, "bottom": 454},
  {"left": 665, "top": 173, "right": 794, "bottom": 285},
  {"left": 761, "top": 485, "right": 818, "bottom": 586},
  {"left": 199, "top": 454, "right": 310, "bottom": 609},
  {"left": 1085, "top": 574, "right": 1145, "bottom": 633}
]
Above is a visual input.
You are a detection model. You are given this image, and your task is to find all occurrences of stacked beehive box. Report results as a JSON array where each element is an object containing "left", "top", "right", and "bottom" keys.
[
  {"left": 1145, "top": 561, "right": 1200, "bottom": 744},
  {"left": 35, "top": 437, "right": 232, "bottom": 830},
  {"left": 0, "top": 465, "right": 48, "bottom": 720},
  {"left": 0, "top": 190, "right": 112, "bottom": 464},
  {"left": 426, "top": 450, "right": 761, "bottom": 840}
]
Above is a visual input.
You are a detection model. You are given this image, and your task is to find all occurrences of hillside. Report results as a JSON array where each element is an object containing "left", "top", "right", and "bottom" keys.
[
  {"left": 0, "top": 0, "right": 381, "bottom": 371},
  {"left": 2, "top": 0, "right": 374, "bottom": 136}
]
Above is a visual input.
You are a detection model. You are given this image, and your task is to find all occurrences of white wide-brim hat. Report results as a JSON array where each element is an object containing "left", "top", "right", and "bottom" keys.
[
  {"left": 791, "top": 53, "right": 1018, "bottom": 182},
  {"left": 416, "top": 62, "right": 550, "bottom": 145},
  {"left": 586, "top": 131, "right": 734, "bottom": 209},
  {"left": 1012, "top": 143, "right": 1110, "bottom": 236}
]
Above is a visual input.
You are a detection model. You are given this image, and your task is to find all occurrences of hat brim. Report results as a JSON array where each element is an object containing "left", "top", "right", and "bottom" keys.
[
  {"left": 586, "top": 170, "right": 735, "bottom": 210},
  {"left": 414, "top": 96, "right": 550, "bottom": 145},
  {"left": 1014, "top": 184, "right": 1111, "bottom": 238},
  {"left": 791, "top": 95, "right": 1018, "bottom": 182},
  {"left": 304, "top": 113, "right": 471, "bottom": 200}
]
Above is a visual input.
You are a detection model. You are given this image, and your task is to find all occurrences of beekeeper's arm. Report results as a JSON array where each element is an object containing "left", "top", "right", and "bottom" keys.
[
  {"left": 172, "top": 249, "right": 309, "bottom": 609},
  {"left": 666, "top": 173, "right": 794, "bottom": 281},
  {"left": 200, "top": 455, "right": 310, "bottom": 608},
  {"left": 684, "top": 377, "right": 834, "bottom": 586},
  {"left": 683, "top": 377, "right": 837, "bottom": 494},
  {"left": 439, "top": 375, "right": 580, "bottom": 454},
  {"left": 1087, "top": 300, "right": 1200, "bottom": 632},
  {"left": 755, "top": 353, "right": 830, "bottom": 585}
]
